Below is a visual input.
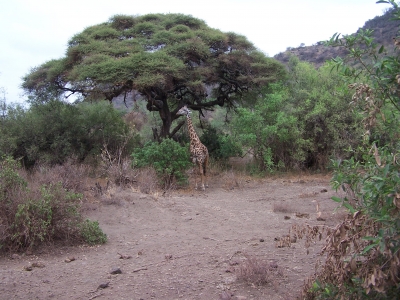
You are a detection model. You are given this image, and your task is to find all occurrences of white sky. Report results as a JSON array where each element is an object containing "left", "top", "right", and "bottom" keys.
[{"left": 0, "top": 0, "right": 392, "bottom": 104}]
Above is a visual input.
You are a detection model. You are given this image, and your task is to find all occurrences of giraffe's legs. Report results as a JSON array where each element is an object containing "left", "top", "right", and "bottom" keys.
[
  {"left": 193, "top": 164, "right": 198, "bottom": 190},
  {"left": 203, "top": 156, "right": 209, "bottom": 188},
  {"left": 199, "top": 164, "right": 205, "bottom": 191}
]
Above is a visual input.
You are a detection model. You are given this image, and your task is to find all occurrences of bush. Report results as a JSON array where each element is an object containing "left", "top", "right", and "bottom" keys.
[
  {"left": 132, "top": 139, "right": 191, "bottom": 188},
  {"left": 0, "top": 101, "right": 139, "bottom": 167},
  {"left": 236, "top": 255, "right": 284, "bottom": 286},
  {"left": 200, "top": 126, "right": 242, "bottom": 160},
  {"left": 79, "top": 219, "right": 107, "bottom": 245},
  {"left": 299, "top": 2, "right": 400, "bottom": 298},
  {"left": 0, "top": 156, "right": 107, "bottom": 252},
  {"left": 232, "top": 61, "right": 363, "bottom": 172}
]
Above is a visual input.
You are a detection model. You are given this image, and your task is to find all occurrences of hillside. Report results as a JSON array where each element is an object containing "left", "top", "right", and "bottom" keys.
[{"left": 274, "top": 8, "right": 400, "bottom": 67}]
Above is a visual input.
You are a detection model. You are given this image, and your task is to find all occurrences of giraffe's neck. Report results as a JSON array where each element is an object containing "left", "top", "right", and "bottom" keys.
[{"left": 186, "top": 115, "right": 201, "bottom": 144}]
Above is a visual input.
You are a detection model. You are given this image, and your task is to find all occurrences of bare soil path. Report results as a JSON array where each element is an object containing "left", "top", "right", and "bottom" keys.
[{"left": 0, "top": 174, "right": 345, "bottom": 300}]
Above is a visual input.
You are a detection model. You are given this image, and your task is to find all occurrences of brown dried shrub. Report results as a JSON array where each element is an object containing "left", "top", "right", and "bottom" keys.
[
  {"left": 100, "top": 141, "right": 138, "bottom": 188},
  {"left": 0, "top": 158, "right": 106, "bottom": 252},
  {"left": 217, "top": 169, "right": 244, "bottom": 190},
  {"left": 31, "top": 160, "right": 88, "bottom": 193},
  {"left": 235, "top": 255, "right": 284, "bottom": 286},
  {"left": 136, "top": 167, "right": 159, "bottom": 194},
  {"left": 272, "top": 202, "right": 293, "bottom": 213},
  {"left": 107, "top": 158, "right": 138, "bottom": 188},
  {"left": 0, "top": 179, "right": 83, "bottom": 252},
  {"left": 292, "top": 211, "right": 400, "bottom": 299}
]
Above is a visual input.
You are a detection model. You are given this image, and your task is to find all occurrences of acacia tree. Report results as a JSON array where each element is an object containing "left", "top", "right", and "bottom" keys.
[{"left": 22, "top": 14, "right": 286, "bottom": 139}]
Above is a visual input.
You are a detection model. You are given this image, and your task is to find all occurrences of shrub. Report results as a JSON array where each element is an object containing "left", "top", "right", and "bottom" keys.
[
  {"left": 0, "top": 156, "right": 107, "bottom": 252},
  {"left": 232, "top": 64, "right": 362, "bottom": 172},
  {"left": 0, "top": 101, "right": 139, "bottom": 167},
  {"left": 299, "top": 2, "right": 400, "bottom": 298},
  {"left": 10, "top": 184, "right": 83, "bottom": 249},
  {"left": 236, "top": 255, "right": 284, "bottom": 286},
  {"left": 200, "top": 126, "right": 242, "bottom": 160},
  {"left": 79, "top": 219, "right": 107, "bottom": 245},
  {"left": 132, "top": 139, "right": 191, "bottom": 188}
]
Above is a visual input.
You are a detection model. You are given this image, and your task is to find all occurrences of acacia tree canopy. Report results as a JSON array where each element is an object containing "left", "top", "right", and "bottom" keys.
[{"left": 22, "top": 13, "right": 286, "bottom": 138}]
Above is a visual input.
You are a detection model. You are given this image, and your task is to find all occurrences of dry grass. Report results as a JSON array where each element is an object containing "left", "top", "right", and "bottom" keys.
[
  {"left": 220, "top": 170, "right": 243, "bottom": 190},
  {"left": 298, "top": 192, "right": 319, "bottom": 198},
  {"left": 107, "top": 158, "right": 138, "bottom": 188},
  {"left": 235, "top": 255, "right": 284, "bottom": 287},
  {"left": 31, "top": 160, "right": 89, "bottom": 193},
  {"left": 136, "top": 167, "right": 159, "bottom": 194},
  {"left": 207, "top": 160, "right": 250, "bottom": 190},
  {"left": 272, "top": 202, "right": 294, "bottom": 213}
]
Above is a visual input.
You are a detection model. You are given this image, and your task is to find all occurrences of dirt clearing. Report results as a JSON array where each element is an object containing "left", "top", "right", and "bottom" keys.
[{"left": 0, "top": 174, "right": 345, "bottom": 300}]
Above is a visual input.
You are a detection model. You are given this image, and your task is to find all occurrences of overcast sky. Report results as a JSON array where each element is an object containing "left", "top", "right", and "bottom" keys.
[{"left": 0, "top": 0, "right": 391, "bottom": 104}]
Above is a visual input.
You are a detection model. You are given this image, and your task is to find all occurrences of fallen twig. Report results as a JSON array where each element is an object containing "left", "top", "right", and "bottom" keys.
[{"left": 133, "top": 267, "right": 148, "bottom": 273}]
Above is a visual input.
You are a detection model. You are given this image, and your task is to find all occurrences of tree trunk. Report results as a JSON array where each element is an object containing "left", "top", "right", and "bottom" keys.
[{"left": 158, "top": 100, "right": 172, "bottom": 139}]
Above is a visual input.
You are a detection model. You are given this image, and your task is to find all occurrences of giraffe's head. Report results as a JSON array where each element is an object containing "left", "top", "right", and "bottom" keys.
[{"left": 177, "top": 105, "right": 191, "bottom": 117}]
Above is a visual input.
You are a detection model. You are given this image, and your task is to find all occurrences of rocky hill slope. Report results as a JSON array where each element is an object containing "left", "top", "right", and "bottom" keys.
[{"left": 274, "top": 8, "right": 400, "bottom": 67}]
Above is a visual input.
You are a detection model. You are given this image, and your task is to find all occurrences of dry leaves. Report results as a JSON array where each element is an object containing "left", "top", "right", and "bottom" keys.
[{"left": 294, "top": 211, "right": 400, "bottom": 298}]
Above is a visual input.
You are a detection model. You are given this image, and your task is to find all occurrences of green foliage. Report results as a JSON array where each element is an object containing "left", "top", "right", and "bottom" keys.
[
  {"left": 232, "top": 84, "right": 298, "bottom": 172},
  {"left": 0, "top": 100, "right": 138, "bottom": 166},
  {"left": 0, "top": 156, "right": 27, "bottom": 201},
  {"left": 302, "top": 2, "right": 400, "bottom": 298},
  {"left": 286, "top": 58, "right": 363, "bottom": 168},
  {"left": 200, "top": 126, "right": 242, "bottom": 160},
  {"left": 132, "top": 139, "right": 191, "bottom": 187},
  {"left": 79, "top": 219, "right": 107, "bottom": 245},
  {"left": 332, "top": 146, "right": 400, "bottom": 244},
  {"left": 22, "top": 13, "right": 286, "bottom": 138},
  {"left": 231, "top": 74, "right": 360, "bottom": 171}
]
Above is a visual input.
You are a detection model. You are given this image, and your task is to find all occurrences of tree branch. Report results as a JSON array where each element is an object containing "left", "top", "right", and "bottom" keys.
[{"left": 169, "top": 120, "right": 186, "bottom": 138}]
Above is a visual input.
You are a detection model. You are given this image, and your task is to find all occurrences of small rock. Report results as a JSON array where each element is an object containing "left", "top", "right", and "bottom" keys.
[
  {"left": 269, "top": 261, "right": 278, "bottom": 269},
  {"left": 32, "top": 262, "right": 45, "bottom": 268},
  {"left": 11, "top": 254, "right": 21, "bottom": 260},
  {"left": 219, "top": 291, "right": 233, "bottom": 300},
  {"left": 24, "top": 265, "right": 33, "bottom": 271},
  {"left": 225, "top": 268, "right": 232, "bottom": 273},
  {"left": 110, "top": 267, "right": 122, "bottom": 274},
  {"left": 229, "top": 261, "right": 239, "bottom": 266},
  {"left": 118, "top": 253, "right": 132, "bottom": 259},
  {"left": 64, "top": 257, "right": 76, "bottom": 263},
  {"left": 98, "top": 282, "right": 110, "bottom": 289},
  {"left": 295, "top": 212, "right": 310, "bottom": 218},
  {"left": 259, "top": 238, "right": 264, "bottom": 242}
]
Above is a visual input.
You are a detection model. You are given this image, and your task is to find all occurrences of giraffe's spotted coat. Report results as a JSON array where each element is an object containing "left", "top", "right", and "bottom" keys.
[{"left": 177, "top": 106, "right": 209, "bottom": 191}]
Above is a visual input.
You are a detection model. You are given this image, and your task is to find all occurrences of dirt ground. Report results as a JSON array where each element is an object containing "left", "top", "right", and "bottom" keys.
[{"left": 0, "top": 172, "right": 346, "bottom": 300}]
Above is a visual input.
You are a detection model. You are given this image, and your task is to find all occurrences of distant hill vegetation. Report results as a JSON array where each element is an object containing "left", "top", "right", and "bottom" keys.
[{"left": 274, "top": 8, "right": 400, "bottom": 67}]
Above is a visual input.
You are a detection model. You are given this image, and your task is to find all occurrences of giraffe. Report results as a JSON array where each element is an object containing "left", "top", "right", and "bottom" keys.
[{"left": 177, "top": 105, "right": 209, "bottom": 191}]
